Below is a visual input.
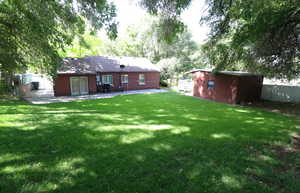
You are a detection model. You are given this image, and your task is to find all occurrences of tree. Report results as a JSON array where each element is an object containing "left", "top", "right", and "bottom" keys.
[
  {"left": 202, "top": 0, "right": 300, "bottom": 79},
  {"left": 140, "top": 0, "right": 300, "bottom": 79},
  {"left": 0, "top": 0, "right": 117, "bottom": 91},
  {"left": 60, "top": 30, "right": 105, "bottom": 58},
  {"left": 100, "top": 16, "right": 204, "bottom": 80},
  {"left": 101, "top": 25, "right": 146, "bottom": 58},
  {"left": 138, "top": 0, "right": 192, "bottom": 43}
]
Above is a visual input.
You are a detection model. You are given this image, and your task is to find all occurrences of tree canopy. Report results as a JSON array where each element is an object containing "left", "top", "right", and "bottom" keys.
[
  {"left": 140, "top": 0, "right": 300, "bottom": 79},
  {"left": 1, "top": 0, "right": 299, "bottom": 82},
  {"left": 203, "top": 0, "right": 300, "bottom": 79},
  {"left": 0, "top": 0, "right": 117, "bottom": 77},
  {"left": 139, "top": 0, "right": 192, "bottom": 43},
  {"left": 100, "top": 16, "right": 204, "bottom": 80}
]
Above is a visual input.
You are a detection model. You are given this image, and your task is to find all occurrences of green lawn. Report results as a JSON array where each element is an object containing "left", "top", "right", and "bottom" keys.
[{"left": 0, "top": 92, "right": 299, "bottom": 193}]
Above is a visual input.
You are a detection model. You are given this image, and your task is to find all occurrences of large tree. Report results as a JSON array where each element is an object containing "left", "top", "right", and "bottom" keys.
[
  {"left": 100, "top": 16, "right": 204, "bottom": 80},
  {"left": 0, "top": 0, "right": 117, "bottom": 81},
  {"left": 140, "top": 0, "right": 300, "bottom": 79},
  {"left": 60, "top": 30, "right": 105, "bottom": 58},
  {"left": 139, "top": 0, "right": 192, "bottom": 43},
  {"left": 202, "top": 0, "right": 300, "bottom": 79}
]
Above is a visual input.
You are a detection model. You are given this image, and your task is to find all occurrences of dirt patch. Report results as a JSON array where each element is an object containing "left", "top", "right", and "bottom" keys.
[
  {"left": 271, "top": 133, "right": 300, "bottom": 177},
  {"left": 243, "top": 100, "right": 300, "bottom": 119},
  {"left": 244, "top": 132, "right": 300, "bottom": 191},
  {"left": 290, "top": 133, "right": 300, "bottom": 150},
  {"left": 272, "top": 133, "right": 300, "bottom": 154},
  {"left": 244, "top": 100, "right": 300, "bottom": 178}
]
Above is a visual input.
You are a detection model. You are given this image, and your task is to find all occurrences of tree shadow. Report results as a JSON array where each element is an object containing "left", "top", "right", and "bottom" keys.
[{"left": 0, "top": 93, "right": 299, "bottom": 193}]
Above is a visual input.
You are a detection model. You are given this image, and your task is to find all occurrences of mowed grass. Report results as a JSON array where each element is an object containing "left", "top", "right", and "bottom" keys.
[{"left": 0, "top": 92, "right": 299, "bottom": 193}]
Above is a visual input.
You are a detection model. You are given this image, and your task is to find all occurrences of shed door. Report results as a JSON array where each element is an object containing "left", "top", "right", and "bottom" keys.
[{"left": 70, "top": 77, "right": 88, "bottom": 96}]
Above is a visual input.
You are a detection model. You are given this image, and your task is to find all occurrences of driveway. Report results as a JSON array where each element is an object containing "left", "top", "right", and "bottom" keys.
[{"left": 24, "top": 89, "right": 169, "bottom": 104}]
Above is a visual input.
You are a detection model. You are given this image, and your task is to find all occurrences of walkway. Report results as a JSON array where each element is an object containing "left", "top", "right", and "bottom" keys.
[{"left": 24, "top": 89, "right": 168, "bottom": 104}]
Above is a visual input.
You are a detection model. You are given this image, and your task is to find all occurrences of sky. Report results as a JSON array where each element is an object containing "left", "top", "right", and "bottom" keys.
[{"left": 111, "top": 0, "right": 210, "bottom": 43}]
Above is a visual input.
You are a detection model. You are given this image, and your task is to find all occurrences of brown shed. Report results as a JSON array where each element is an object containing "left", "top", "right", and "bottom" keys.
[
  {"left": 54, "top": 56, "right": 160, "bottom": 96},
  {"left": 189, "top": 69, "right": 263, "bottom": 104}
]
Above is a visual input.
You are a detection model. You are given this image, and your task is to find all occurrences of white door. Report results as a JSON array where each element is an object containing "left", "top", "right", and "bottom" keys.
[
  {"left": 80, "top": 77, "right": 88, "bottom": 95},
  {"left": 70, "top": 77, "right": 80, "bottom": 96},
  {"left": 70, "top": 77, "right": 89, "bottom": 96}
]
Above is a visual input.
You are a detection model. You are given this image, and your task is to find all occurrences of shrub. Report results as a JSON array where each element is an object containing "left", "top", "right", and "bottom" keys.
[{"left": 160, "top": 80, "right": 168, "bottom": 87}]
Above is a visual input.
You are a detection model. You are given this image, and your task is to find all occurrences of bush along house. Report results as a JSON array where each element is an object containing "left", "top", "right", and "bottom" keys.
[
  {"left": 53, "top": 56, "right": 160, "bottom": 96},
  {"left": 188, "top": 69, "right": 264, "bottom": 104}
]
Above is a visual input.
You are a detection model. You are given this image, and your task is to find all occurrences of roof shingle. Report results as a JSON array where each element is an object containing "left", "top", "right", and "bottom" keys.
[{"left": 58, "top": 56, "right": 160, "bottom": 74}]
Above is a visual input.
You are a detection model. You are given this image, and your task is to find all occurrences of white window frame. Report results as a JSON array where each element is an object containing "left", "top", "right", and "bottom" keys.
[
  {"left": 139, "top": 74, "right": 145, "bottom": 85},
  {"left": 207, "top": 80, "right": 215, "bottom": 90},
  {"left": 121, "top": 74, "right": 128, "bottom": 83},
  {"left": 102, "top": 75, "right": 113, "bottom": 85}
]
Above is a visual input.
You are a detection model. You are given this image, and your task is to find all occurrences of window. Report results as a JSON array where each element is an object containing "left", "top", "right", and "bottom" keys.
[
  {"left": 121, "top": 74, "right": 128, "bottom": 83},
  {"left": 102, "top": 75, "right": 113, "bottom": 84},
  {"left": 96, "top": 74, "right": 101, "bottom": 85},
  {"left": 20, "top": 74, "right": 32, "bottom": 84},
  {"left": 139, "top": 74, "right": 145, "bottom": 85},
  {"left": 207, "top": 80, "right": 215, "bottom": 90},
  {"left": 96, "top": 75, "right": 100, "bottom": 82}
]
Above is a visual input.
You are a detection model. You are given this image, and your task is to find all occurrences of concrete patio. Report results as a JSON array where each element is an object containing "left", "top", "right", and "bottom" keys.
[{"left": 24, "top": 89, "right": 168, "bottom": 104}]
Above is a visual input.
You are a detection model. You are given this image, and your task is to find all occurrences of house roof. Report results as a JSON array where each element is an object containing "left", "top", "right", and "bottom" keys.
[
  {"left": 58, "top": 56, "right": 160, "bottom": 74},
  {"left": 186, "top": 69, "right": 262, "bottom": 77}
]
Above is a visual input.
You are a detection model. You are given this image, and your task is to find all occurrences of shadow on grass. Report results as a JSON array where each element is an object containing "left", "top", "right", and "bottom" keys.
[{"left": 0, "top": 93, "right": 299, "bottom": 193}]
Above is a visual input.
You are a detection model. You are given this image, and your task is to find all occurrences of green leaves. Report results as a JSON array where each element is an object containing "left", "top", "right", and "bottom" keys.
[
  {"left": 0, "top": 0, "right": 117, "bottom": 78},
  {"left": 60, "top": 30, "right": 104, "bottom": 58},
  {"left": 139, "top": 0, "right": 192, "bottom": 44},
  {"left": 140, "top": 0, "right": 300, "bottom": 79},
  {"left": 139, "top": 0, "right": 192, "bottom": 16},
  {"left": 203, "top": 0, "right": 300, "bottom": 79}
]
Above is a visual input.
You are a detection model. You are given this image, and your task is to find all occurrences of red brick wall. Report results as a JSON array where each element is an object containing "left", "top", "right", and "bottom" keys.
[
  {"left": 236, "top": 75, "right": 263, "bottom": 103},
  {"left": 192, "top": 71, "right": 239, "bottom": 104},
  {"left": 54, "top": 75, "right": 70, "bottom": 96},
  {"left": 100, "top": 72, "right": 160, "bottom": 91},
  {"left": 54, "top": 72, "right": 160, "bottom": 96},
  {"left": 192, "top": 71, "right": 263, "bottom": 104},
  {"left": 54, "top": 74, "right": 97, "bottom": 96},
  {"left": 88, "top": 75, "right": 97, "bottom": 94}
]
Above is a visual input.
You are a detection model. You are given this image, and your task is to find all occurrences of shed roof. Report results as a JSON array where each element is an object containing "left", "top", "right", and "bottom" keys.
[
  {"left": 187, "top": 69, "right": 262, "bottom": 77},
  {"left": 58, "top": 56, "right": 160, "bottom": 74}
]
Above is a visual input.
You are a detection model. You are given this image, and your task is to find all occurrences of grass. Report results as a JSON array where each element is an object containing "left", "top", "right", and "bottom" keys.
[{"left": 0, "top": 92, "right": 299, "bottom": 193}]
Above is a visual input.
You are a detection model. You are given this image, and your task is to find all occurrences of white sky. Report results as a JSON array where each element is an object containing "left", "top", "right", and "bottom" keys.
[{"left": 111, "top": 0, "right": 210, "bottom": 43}]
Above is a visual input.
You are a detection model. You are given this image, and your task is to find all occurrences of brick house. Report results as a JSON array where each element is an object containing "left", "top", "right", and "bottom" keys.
[
  {"left": 54, "top": 56, "right": 160, "bottom": 96},
  {"left": 188, "top": 69, "right": 263, "bottom": 104}
]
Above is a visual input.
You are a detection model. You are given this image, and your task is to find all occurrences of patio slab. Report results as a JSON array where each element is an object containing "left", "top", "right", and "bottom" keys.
[{"left": 24, "top": 89, "right": 169, "bottom": 104}]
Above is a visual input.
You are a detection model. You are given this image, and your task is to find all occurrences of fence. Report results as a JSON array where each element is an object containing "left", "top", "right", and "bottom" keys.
[
  {"left": 178, "top": 79, "right": 193, "bottom": 92},
  {"left": 261, "top": 84, "right": 300, "bottom": 103}
]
